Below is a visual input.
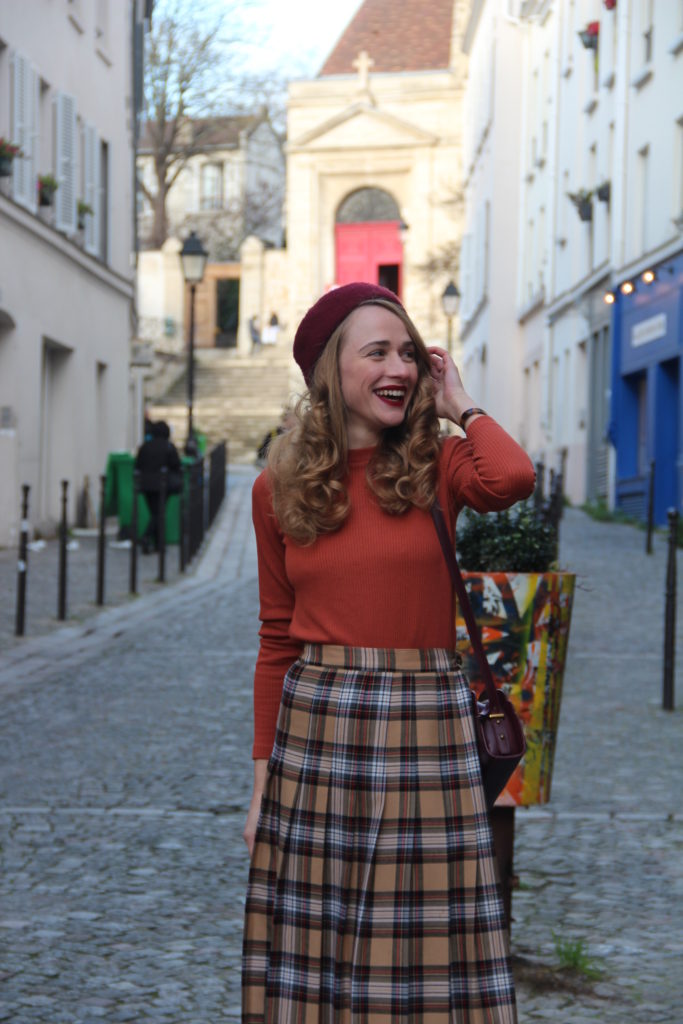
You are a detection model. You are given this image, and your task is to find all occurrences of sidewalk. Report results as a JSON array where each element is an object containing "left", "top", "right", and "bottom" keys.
[
  {"left": 0, "top": 468, "right": 259, "bottom": 659},
  {"left": 511, "top": 506, "right": 682, "bottom": 1021}
]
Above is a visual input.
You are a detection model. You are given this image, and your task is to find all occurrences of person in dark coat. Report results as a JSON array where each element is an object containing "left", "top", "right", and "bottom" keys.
[{"left": 134, "top": 421, "right": 182, "bottom": 553}]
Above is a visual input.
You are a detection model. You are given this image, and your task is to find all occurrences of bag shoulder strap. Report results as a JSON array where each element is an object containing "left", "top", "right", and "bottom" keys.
[{"left": 431, "top": 501, "right": 501, "bottom": 710}]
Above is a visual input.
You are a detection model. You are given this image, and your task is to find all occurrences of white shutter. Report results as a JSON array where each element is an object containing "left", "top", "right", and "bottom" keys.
[
  {"left": 29, "top": 68, "right": 39, "bottom": 212},
  {"left": 11, "top": 52, "right": 30, "bottom": 208},
  {"left": 84, "top": 123, "right": 100, "bottom": 254},
  {"left": 55, "top": 92, "right": 77, "bottom": 233}
]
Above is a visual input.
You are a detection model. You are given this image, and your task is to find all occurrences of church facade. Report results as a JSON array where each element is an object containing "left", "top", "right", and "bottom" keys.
[{"left": 239, "top": 0, "right": 469, "bottom": 365}]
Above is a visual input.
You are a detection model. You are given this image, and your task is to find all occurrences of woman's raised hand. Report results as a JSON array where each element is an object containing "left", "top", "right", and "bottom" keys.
[{"left": 427, "top": 347, "right": 477, "bottom": 425}]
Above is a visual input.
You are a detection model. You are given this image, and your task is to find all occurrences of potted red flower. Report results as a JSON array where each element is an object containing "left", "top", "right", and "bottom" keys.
[
  {"left": 579, "top": 21, "right": 600, "bottom": 49},
  {"left": 0, "top": 138, "right": 23, "bottom": 177}
]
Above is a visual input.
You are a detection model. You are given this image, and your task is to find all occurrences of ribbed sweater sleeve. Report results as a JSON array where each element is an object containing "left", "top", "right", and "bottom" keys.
[
  {"left": 251, "top": 472, "right": 302, "bottom": 759},
  {"left": 442, "top": 416, "right": 536, "bottom": 515}
]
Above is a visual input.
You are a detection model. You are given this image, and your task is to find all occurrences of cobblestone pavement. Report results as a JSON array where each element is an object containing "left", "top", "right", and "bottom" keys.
[{"left": 0, "top": 489, "right": 681, "bottom": 1023}]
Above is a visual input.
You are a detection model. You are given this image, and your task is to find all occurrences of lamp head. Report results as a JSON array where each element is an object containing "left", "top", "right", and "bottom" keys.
[{"left": 180, "top": 231, "right": 208, "bottom": 285}]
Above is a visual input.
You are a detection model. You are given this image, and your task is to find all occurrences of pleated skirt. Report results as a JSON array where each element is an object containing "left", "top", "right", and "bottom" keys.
[{"left": 242, "top": 645, "right": 516, "bottom": 1024}]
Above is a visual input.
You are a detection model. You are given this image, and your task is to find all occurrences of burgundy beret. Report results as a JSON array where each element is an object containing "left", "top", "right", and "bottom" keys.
[{"left": 293, "top": 282, "right": 405, "bottom": 385}]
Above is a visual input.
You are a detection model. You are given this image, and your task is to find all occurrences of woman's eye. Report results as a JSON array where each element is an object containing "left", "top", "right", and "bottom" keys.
[{"left": 403, "top": 349, "right": 417, "bottom": 361}]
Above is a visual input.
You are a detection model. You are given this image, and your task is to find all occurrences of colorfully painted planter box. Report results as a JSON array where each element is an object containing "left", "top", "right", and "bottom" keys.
[{"left": 456, "top": 571, "right": 575, "bottom": 806}]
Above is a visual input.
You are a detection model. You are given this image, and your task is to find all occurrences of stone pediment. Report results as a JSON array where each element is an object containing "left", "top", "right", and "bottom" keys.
[{"left": 289, "top": 103, "right": 439, "bottom": 152}]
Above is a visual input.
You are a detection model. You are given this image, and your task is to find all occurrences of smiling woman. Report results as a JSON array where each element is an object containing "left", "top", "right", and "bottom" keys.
[
  {"left": 242, "top": 282, "right": 536, "bottom": 1023},
  {"left": 338, "top": 304, "right": 419, "bottom": 447}
]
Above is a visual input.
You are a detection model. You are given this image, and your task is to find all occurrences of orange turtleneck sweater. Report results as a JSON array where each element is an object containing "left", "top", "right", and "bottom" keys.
[{"left": 250, "top": 417, "right": 535, "bottom": 758}]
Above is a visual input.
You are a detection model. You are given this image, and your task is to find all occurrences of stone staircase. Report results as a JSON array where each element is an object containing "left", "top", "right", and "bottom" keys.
[{"left": 147, "top": 346, "right": 297, "bottom": 463}]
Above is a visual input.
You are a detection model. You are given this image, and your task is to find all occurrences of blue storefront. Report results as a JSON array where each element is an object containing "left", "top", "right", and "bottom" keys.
[{"left": 609, "top": 249, "right": 683, "bottom": 525}]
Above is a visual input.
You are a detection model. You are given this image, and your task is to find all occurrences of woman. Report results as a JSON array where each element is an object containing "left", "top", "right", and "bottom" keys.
[{"left": 242, "top": 282, "right": 535, "bottom": 1023}]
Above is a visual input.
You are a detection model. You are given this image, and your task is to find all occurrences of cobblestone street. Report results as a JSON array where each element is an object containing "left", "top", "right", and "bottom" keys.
[{"left": 0, "top": 473, "right": 681, "bottom": 1022}]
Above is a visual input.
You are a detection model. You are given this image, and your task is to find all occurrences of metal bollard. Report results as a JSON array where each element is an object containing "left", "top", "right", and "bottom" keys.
[
  {"left": 178, "top": 471, "right": 186, "bottom": 574},
  {"left": 157, "top": 467, "right": 167, "bottom": 583},
  {"left": 57, "top": 480, "right": 69, "bottom": 621},
  {"left": 663, "top": 508, "right": 678, "bottom": 712},
  {"left": 646, "top": 460, "right": 655, "bottom": 555},
  {"left": 534, "top": 461, "right": 545, "bottom": 513},
  {"left": 130, "top": 469, "right": 139, "bottom": 595},
  {"left": 15, "top": 484, "right": 30, "bottom": 636},
  {"left": 96, "top": 474, "right": 106, "bottom": 606}
]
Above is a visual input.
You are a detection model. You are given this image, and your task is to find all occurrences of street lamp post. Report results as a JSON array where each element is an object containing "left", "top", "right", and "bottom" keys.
[
  {"left": 179, "top": 231, "right": 208, "bottom": 455},
  {"left": 441, "top": 280, "right": 460, "bottom": 356}
]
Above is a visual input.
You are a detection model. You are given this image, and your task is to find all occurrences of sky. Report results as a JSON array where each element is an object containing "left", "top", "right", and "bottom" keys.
[{"left": 237, "top": 0, "right": 363, "bottom": 78}]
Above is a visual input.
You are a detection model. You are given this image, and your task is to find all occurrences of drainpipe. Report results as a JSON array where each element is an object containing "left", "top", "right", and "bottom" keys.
[{"left": 612, "top": 0, "right": 631, "bottom": 272}]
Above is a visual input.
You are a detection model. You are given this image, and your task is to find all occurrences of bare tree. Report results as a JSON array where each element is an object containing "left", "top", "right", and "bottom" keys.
[
  {"left": 139, "top": 0, "right": 254, "bottom": 248},
  {"left": 179, "top": 178, "right": 284, "bottom": 262}
]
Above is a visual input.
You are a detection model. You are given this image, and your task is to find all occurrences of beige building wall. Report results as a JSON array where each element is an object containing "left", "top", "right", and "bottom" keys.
[{"left": 0, "top": 1, "right": 136, "bottom": 543}]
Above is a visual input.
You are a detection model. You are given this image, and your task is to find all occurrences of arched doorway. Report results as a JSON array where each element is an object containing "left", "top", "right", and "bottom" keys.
[{"left": 335, "top": 188, "right": 404, "bottom": 297}]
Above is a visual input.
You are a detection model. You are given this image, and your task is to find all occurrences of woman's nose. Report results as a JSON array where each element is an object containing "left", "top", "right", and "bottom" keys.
[{"left": 386, "top": 350, "right": 410, "bottom": 376}]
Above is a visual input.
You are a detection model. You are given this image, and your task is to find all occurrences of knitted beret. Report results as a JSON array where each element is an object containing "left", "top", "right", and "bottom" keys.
[{"left": 293, "top": 282, "right": 404, "bottom": 385}]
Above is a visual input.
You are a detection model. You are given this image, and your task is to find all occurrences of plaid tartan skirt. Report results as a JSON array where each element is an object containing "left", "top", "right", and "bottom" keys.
[{"left": 243, "top": 645, "right": 516, "bottom": 1023}]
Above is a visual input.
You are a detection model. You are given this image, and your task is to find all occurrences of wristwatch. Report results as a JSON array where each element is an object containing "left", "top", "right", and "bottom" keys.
[{"left": 459, "top": 407, "right": 486, "bottom": 429}]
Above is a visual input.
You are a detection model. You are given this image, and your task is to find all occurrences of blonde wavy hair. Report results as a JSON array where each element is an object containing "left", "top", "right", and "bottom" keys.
[{"left": 268, "top": 299, "right": 441, "bottom": 544}]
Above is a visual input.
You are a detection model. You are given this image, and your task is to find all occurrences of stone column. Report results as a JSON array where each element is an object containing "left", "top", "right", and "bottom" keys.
[{"left": 239, "top": 235, "right": 265, "bottom": 355}]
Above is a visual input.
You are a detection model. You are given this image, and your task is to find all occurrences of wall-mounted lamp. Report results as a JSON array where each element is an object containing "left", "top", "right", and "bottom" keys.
[
  {"left": 603, "top": 291, "right": 616, "bottom": 305},
  {"left": 620, "top": 280, "right": 634, "bottom": 295},
  {"left": 398, "top": 219, "right": 409, "bottom": 245},
  {"left": 641, "top": 269, "right": 656, "bottom": 285}
]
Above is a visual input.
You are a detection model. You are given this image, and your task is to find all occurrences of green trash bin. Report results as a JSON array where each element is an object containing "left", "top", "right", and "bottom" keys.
[{"left": 104, "top": 451, "right": 189, "bottom": 544}]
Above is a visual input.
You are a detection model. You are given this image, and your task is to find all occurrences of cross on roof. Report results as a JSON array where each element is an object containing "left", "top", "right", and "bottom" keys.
[{"left": 352, "top": 50, "right": 374, "bottom": 90}]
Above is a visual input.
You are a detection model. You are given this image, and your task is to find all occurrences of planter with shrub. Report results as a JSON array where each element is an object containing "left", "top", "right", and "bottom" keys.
[
  {"left": 38, "top": 173, "right": 59, "bottom": 206},
  {"left": 455, "top": 501, "right": 575, "bottom": 807}
]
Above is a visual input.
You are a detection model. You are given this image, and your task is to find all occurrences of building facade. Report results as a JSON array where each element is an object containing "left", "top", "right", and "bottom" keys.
[
  {"left": 137, "top": 115, "right": 284, "bottom": 258},
  {"left": 136, "top": 115, "right": 284, "bottom": 359},
  {"left": 0, "top": 0, "right": 149, "bottom": 544},
  {"left": 460, "top": 0, "right": 683, "bottom": 513},
  {"left": 459, "top": 1, "right": 525, "bottom": 440}
]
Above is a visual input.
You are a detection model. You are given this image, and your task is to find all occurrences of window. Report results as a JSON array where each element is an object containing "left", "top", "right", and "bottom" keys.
[
  {"left": 461, "top": 234, "right": 472, "bottom": 321},
  {"left": 54, "top": 92, "right": 77, "bottom": 233},
  {"left": 67, "top": 0, "right": 85, "bottom": 34},
  {"left": 675, "top": 118, "right": 683, "bottom": 219},
  {"left": 642, "top": 0, "right": 654, "bottom": 63},
  {"left": 99, "top": 139, "right": 109, "bottom": 261},
  {"left": 95, "top": 0, "right": 112, "bottom": 64},
  {"left": 562, "top": 0, "right": 576, "bottom": 73},
  {"left": 10, "top": 50, "right": 38, "bottom": 212},
  {"left": 200, "top": 162, "right": 223, "bottom": 211},
  {"left": 525, "top": 217, "right": 535, "bottom": 302},
  {"left": 83, "top": 123, "right": 100, "bottom": 255},
  {"left": 635, "top": 145, "right": 650, "bottom": 253}
]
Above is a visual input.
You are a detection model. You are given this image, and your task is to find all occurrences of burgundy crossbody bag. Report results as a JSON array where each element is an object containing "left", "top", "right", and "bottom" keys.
[{"left": 431, "top": 501, "right": 526, "bottom": 808}]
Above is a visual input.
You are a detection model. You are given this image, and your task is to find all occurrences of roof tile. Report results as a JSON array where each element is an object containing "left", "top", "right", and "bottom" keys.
[{"left": 319, "top": 0, "right": 454, "bottom": 76}]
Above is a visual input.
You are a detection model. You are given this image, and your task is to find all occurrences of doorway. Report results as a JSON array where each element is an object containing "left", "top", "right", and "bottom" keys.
[
  {"left": 335, "top": 187, "right": 404, "bottom": 297},
  {"left": 215, "top": 279, "right": 239, "bottom": 348}
]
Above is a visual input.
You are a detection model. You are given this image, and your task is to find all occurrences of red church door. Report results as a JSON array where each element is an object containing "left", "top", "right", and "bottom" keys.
[{"left": 335, "top": 221, "right": 403, "bottom": 298}]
